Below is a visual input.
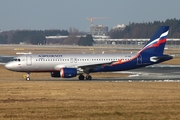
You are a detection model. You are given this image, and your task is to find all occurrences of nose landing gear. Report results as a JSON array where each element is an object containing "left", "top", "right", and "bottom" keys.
[{"left": 25, "top": 72, "right": 30, "bottom": 81}]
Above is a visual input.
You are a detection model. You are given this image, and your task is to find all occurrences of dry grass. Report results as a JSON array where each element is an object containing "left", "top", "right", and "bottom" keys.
[
  {"left": 0, "top": 79, "right": 180, "bottom": 119},
  {"left": 0, "top": 45, "right": 124, "bottom": 55},
  {"left": 0, "top": 65, "right": 180, "bottom": 119}
]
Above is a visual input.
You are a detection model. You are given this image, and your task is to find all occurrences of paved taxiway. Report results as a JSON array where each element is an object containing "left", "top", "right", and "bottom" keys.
[
  {"left": 84, "top": 65, "right": 180, "bottom": 82},
  {"left": 125, "top": 65, "right": 180, "bottom": 81}
]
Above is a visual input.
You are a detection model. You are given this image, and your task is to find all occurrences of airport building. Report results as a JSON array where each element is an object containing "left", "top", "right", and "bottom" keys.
[
  {"left": 94, "top": 38, "right": 180, "bottom": 46},
  {"left": 112, "top": 24, "right": 126, "bottom": 30},
  {"left": 46, "top": 35, "right": 180, "bottom": 47},
  {"left": 89, "top": 25, "right": 108, "bottom": 35}
]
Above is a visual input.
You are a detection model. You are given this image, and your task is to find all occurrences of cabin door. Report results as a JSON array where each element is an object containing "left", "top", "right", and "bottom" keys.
[
  {"left": 26, "top": 55, "right": 32, "bottom": 66},
  {"left": 70, "top": 58, "right": 77, "bottom": 63},
  {"left": 74, "top": 58, "right": 77, "bottom": 63}
]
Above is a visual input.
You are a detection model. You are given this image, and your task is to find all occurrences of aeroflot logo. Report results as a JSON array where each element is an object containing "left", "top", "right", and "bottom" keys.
[
  {"left": 38, "top": 54, "right": 63, "bottom": 57},
  {"left": 138, "top": 30, "right": 169, "bottom": 54},
  {"left": 143, "top": 30, "right": 169, "bottom": 49}
]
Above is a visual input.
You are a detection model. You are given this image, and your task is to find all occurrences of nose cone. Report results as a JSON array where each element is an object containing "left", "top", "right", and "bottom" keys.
[{"left": 5, "top": 62, "right": 14, "bottom": 71}]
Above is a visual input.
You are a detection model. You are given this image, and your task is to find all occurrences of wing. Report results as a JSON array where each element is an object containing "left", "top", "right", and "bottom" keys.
[
  {"left": 54, "top": 59, "right": 127, "bottom": 71},
  {"left": 77, "top": 59, "right": 128, "bottom": 70},
  {"left": 54, "top": 61, "right": 114, "bottom": 71},
  {"left": 77, "top": 61, "right": 114, "bottom": 69}
]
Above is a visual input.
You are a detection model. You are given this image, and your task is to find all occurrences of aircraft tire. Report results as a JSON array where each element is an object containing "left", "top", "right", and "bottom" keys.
[
  {"left": 26, "top": 77, "right": 30, "bottom": 81},
  {"left": 78, "top": 75, "right": 84, "bottom": 80},
  {"left": 86, "top": 75, "right": 92, "bottom": 80}
]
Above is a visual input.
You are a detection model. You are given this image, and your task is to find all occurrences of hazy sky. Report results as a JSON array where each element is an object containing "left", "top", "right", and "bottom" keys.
[{"left": 0, "top": 0, "right": 179, "bottom": 31}]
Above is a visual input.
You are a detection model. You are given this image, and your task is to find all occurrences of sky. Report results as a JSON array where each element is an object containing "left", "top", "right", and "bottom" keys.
[{"left": 0, "top": 0, "right": 179, "bottom": 32}]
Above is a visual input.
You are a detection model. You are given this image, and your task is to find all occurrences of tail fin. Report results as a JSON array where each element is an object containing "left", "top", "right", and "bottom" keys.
[{"left": 138, "top": 26, "right": 169, "bottom": 55}]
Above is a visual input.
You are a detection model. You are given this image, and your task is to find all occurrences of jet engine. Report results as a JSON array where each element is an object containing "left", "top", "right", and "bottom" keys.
[
  {"left": 60, "top": 68, "right": 77, "bottom": 78},
  {"left": 51, "top": 68, "right": 78, "bottom": 78}
]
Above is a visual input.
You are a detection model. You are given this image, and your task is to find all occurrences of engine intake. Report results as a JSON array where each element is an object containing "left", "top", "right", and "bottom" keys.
[{"left": 60, "top": 68, "right": 77, "bottom": 78}]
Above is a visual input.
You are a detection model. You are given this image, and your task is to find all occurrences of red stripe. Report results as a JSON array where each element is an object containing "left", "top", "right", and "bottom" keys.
[{"left": 139, "top": 38, "right": 167, "bottom": 54}]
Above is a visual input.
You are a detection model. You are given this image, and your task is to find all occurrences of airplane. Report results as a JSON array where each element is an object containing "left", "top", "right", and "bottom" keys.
[{"left": 5, "top": 26, "right": 173, "bottom": 81}]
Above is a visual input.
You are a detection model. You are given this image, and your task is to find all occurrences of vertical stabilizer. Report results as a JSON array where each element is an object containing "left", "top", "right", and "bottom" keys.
[{"left": 138, "top": 26, "right": 169, "bottom": 55}]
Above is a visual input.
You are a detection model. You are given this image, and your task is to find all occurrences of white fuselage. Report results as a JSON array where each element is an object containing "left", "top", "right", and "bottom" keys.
[{"left": 5, "top": 53, "right": 136, "bottom": 72}]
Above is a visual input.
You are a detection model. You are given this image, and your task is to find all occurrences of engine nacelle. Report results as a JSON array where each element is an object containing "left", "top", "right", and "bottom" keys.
[
  {"left": 51, "top": 71, "right": 60, "bottom": 78},
  {"left": 60, "top": 68, "right": 77, "bottom": 78}
]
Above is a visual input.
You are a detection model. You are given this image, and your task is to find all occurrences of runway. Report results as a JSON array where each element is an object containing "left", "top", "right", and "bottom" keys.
[
  {"left": 125, "top": 64, "right": 180, "bottom": 81},
  {"left": 40, "top": 65, "right": 180, "bottom": 82},
  {"left": 83, "top": 65, "right": 180, "bottom": 82}
]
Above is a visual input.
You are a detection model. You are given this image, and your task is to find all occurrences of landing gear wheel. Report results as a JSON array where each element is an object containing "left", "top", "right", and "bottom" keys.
[
  {"left": 78, "top": 74, "right": 85, "bottom": 80},
  {"left": 26, "top": 77, "right": 30, "bottom": 81},
  {"left": 86, "top": 75, "right": 92, "bottom": 80}
]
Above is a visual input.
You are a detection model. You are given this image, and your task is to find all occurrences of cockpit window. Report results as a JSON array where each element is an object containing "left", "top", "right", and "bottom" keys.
[{"left": 12, "top": 58, "right": 21, "bottom": 61}]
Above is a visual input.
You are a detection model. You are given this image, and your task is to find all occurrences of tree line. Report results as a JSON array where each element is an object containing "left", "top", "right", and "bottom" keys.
[
  {"left": 109, "top": 18, "right": 180, "bottom": 39},
  {"left": 0, "top": 29, "right": 94, "bottom": 46},
  {"left": 0, "top": 30, "right": 69, "bottom": 44}
]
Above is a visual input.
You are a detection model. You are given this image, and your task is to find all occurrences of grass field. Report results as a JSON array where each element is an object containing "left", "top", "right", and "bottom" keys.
[
  {"left": 0, "top": 45, "right": 180, "bottom": 119},
  {"left": 0, "top": 78, "right": 180, "bottom": 120}
]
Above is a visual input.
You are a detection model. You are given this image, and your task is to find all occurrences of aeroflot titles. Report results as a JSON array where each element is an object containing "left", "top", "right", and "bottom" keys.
[{"left": 38, "top": 54, "right": 63, "bottom": 57}]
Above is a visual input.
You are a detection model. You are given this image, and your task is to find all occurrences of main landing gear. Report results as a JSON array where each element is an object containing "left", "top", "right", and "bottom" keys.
[{"left": 78, "top": 74, "right": 92, "bottom": 80}]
